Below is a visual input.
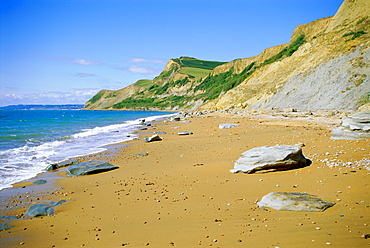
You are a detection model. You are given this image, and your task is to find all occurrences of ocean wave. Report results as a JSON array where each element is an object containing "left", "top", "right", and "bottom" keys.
[{"left": 0, "top": 112, "right": 175, "bottom": 190}]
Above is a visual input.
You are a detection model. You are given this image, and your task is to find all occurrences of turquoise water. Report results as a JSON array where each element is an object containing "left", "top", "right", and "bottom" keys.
[{"left": 0, "top": 110, "right": 175, "bottom": 190}]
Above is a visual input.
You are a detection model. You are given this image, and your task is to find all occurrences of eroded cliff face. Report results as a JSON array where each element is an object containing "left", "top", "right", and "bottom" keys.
[
  {"left": 199, "top": 0, "right": 370, "bottom": 111},
  {"left": 85, "top": 0, "right": 369, "bottom": 112}
]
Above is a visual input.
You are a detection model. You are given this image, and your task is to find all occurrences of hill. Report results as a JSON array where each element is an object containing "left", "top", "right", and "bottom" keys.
[{"left": 85, "top": 0, "right": 370, "bottom": 112}]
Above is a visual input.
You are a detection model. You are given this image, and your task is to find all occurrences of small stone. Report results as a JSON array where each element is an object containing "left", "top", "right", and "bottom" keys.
[
  {"left": 237, "top": 239, "right": 242, "bottom": 242},
  {"left": 316, "top": 227, "right": 321, "bottom": 230}
]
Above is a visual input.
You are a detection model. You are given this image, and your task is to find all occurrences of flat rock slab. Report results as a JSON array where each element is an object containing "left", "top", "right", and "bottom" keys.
[
  {"left": 144, "top": 134, "right": 163, "bottom": 142},
  {"left": 134, "top": 153, "right": 149, "bottom": 157},
  {"left": 24, "top": 200, "right": 67, "bottom": 217},
  {"left": 219, "top": 123, "right": 240, "bottom": 129},
  {"left": 46, "top": 159, "right": 79, "bottom": 171},
  {"left": 66, "top": 161, "right": 118, "bottom": 177},
  {"left": 178, "top": 131, "right": 193, "bottom": 135},
  {"left": 331, "top": 112, "right": 370, "bottom": 140},
  {"left": 33, "top": 179, "right": 47, "bottom": 185},
  {"left": 230, "top": 145, "right": 310, "bottom": 174},
  {"left": 0, "top": 216, "right": 18, "bottom": 231},
  {"left": 257, "top": 192, "right": 335, "bottom": 212}
]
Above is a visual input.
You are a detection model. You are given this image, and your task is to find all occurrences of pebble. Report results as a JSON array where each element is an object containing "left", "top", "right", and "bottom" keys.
[{"left": 316, "top": 227, "right": 321, "bottom": 230}]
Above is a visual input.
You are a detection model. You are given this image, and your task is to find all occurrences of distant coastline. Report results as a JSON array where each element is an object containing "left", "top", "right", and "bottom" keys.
[{"left": 0, "top": 104, "right": 85, "bottom": 110}]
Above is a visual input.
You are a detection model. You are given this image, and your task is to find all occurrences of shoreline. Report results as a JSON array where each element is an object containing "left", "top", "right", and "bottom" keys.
[{"left": 1, "top": 111, "right": 369, "bottom": 247}]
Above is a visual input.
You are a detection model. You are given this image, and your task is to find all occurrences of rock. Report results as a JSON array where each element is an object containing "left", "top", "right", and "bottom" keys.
[
  {"left": 66, "top": 161, "right": 118, "bottom": 177},
  {"left": 219, "top": 123, "right": 240, "bottom": 129},
  {"left": 0, "top": 216, "right": 18, "bottom": 231},
  {"left": 154, "top": 131, "right": 167, "bottom": 134},
  {"left": 24, "top": 200, "right": 67, "bottom": 217},
  {"left": 257, "top": 192, "right": 335, "bottom": 212},
  {"left": 230, "top": 145, "right": 311, "bottom": 174},
  {"left": 33, "top": 179, "right": 47, "bottom": 185},
  {"left": 144, "top": 134, "right": 163, "bottom": 142},
  {"left": 342, "top": 112, "right": 370, "bottom": 131},
  {"left": 283, "top": 108, "right": 297, "bottom": 112},
  {"left": 331, "top": 112, "right": 370, "bottom": 140},
  {"left": 135, "top": 153, "right": 149, "bottom": 157},
  {"left": 170, "top": 117, "right": 181, "bottom": 122},
  {"left": 46, "top": 159, "right": 79, "bottom": 171},
  {"left": 178, "top": 131, "right": 193, "bottom": 135}
]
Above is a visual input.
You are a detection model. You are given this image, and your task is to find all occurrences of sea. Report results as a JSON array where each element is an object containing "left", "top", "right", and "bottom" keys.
[{"left": 0, "top": 109, "right": 175, "bottom": 191}]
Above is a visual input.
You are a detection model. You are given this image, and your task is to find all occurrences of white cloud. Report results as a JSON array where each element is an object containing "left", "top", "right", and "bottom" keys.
[
  {"left": 117, "top": 65, "right": 161, "bottom": 77},
  {"left": 128, "top": 58, "right": 167, "bottom": 64},
  {"left": 0, "top": 89, "right": 100, "bottom": 106},
  {"left": 73, "top": 59, "right": 100, "bottom": 65},
  {"left": 75, "top": 73, "right": 98, "bottom": 77}
]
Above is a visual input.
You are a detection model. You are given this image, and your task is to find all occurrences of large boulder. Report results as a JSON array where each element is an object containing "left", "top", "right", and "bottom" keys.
[
  {"left": 257, "top": 192, "right": 335, "bottom": 212},
  {"left": 66, "top": 161, "right": 118, "bottom": 177},
  {"left": 24, "top": 200, "right": 67, "bottom": 217},
  {"left": 331, "top": 112, "right": 370, "bottom": 140},
  {"left": 230, "top": 145, "right": 310, "bottom": 174}
]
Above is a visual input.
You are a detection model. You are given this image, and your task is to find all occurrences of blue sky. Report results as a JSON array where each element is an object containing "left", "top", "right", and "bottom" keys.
[{"left": 0, "top": 0, "right": 343, "bottom": 106}]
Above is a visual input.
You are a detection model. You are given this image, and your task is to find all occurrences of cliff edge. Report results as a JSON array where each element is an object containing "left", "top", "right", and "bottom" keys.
[{"left": 85, "top": 0, "right": 370, "bottom": 112}]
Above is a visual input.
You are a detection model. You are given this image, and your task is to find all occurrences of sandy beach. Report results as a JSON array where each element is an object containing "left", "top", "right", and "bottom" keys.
[{"left": 1, "top": 112, "right": 369, "bottom": 247}]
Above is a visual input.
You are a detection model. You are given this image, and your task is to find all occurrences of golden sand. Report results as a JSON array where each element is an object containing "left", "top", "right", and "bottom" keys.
[{"left": 1, "top": 113, "right": 369, "bottom": 247}]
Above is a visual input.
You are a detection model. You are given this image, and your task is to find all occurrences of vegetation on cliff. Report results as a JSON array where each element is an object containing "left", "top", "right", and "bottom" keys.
[{"left": 85, "top": 0, "right": 370, "bottom": 112}]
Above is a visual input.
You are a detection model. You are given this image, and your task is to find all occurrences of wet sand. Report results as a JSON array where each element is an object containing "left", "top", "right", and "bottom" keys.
[{"left": 1, "top": 112, "right": 369, "bottom": 247}]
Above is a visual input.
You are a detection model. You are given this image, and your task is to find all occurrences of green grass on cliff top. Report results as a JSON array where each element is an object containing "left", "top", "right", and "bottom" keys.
[
  {"left": 173, "top": 57, "right": 226, "bottom": 70},
  {"left": 179, "top": 67, "right": 211, "bottom": 79},
  {"left": 134, "top": 79, "right": 153, "bottom": 87}
]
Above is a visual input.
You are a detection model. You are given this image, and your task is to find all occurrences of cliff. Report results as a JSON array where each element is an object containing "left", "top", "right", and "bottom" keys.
[{"left": 85, "top": 0, "right": 370, "bottom": 112}]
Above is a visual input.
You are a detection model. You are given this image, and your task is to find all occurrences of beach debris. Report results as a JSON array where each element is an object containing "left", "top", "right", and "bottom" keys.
[
  {"left": 331, "top": 112, "right": 370, "bottom": 140},
  {"left": 0, "top": 216, "right": 18, "bottom": 231},
  {"left": 257, "top": 192, "right": 335, "bottom": 212},
  {"left": 32, "top": 179, "right": 47, "bottom": 185},
  {"left": 178, "top": 131, "right": 193, "bottom": 135},
  {"left": 144, "top": 134, "right": 162, "bottom": 142},
  {"left": 134, "top": 153, "right": 149, "bottom": 157},
  {"left": 45, "top": 159, "right": 79, "bottom": 171},
  {"left": 219, "top": 123, "right": 240, "bottom": 129},
  {"left": 230, "top": 145, "right": 311, "bottom": 174},
  {"left": 170, "top": 117, "right": 181, "bottom": 122},
  {"left": 24, "top": 200, "right": 67, "bottom": 217},
  {"left": 66, "top": 161, "right": 118, "bottom": 177}
]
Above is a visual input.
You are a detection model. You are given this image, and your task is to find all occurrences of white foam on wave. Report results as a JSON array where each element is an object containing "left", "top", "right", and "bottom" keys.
[{"left": 0, "top": 113, "right": 176, "bottom": 190}]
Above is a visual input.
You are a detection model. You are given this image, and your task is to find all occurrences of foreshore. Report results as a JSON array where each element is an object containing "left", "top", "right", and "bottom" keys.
[{"left": 1, "top": 111, "right": 369, "bottom": 247}]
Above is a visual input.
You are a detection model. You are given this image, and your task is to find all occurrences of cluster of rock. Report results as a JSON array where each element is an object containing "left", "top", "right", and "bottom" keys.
[
  {"left": 331, "top": 112, "right": 370, "bottom": 140},
  {"left": 230, "top": 145, "right": 334, "bottom": 211}
]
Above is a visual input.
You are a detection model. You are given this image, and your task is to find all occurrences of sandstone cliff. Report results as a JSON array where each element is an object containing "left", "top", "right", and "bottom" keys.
[{"left": 85, "top": 0, "right": 369, "bottom": 112}]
